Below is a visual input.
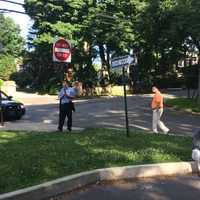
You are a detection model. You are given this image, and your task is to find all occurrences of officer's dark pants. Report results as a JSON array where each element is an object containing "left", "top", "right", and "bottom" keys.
[{"left": 58, "top": 103, "right": 72, "bottom": 131}]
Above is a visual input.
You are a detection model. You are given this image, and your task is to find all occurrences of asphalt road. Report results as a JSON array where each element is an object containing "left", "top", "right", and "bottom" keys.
[
  {"left": 58, "top": 175, "right": 200, "bottom": 200},
  {"left": 1, "top": 92, "right": 200, "bottom": 135}
]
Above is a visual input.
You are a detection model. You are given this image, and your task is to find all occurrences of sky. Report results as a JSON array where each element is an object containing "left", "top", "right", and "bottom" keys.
[{"left": 0, "top": 0, "right": 31, "bottom": 39}]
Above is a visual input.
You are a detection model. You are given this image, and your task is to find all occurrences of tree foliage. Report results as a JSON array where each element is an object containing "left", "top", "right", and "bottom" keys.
[
  {"left": 22, "top": 0, "right": 200, "bottom": 92},
  {"left": 0, "top": 14, "right": 25, "bottom": 81},
  {"left": 0, "top": 55, "right": 16, "bottom": 81},
  {"left": 0, "top": 14, "right": 24, "bottom": 57}
]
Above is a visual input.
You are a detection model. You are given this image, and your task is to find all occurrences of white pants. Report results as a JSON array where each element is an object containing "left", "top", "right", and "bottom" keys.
[
  {"left": 192, "top": 149, "right": 200, "bottom": 172},
  {"left": 152, "top": 108, "right": 169, "bottom": 133}
]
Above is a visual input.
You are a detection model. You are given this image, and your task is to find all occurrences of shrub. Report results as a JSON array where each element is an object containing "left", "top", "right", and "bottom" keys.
[
  {"left": 11, "top": 70, "right": 33, "bottom": 88},
  {"left": 0, "top": 55, "right": 16, "bottom": 81}
]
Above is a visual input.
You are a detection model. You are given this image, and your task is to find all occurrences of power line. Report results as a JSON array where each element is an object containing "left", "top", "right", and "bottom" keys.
[
  {"left": 0, "top": 0, "right": 24, "bottom": 6},
  {"left": 0, "top": 8, "right": 26, "bottom": 14},
  {"left": 0, "top": 0, "right": 25, "bottom": 14}
]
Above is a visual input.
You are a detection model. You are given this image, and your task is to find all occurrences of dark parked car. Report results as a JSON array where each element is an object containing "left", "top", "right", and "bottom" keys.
[{"left": 0, "top": 90, "right": 25, "bottom": 120}]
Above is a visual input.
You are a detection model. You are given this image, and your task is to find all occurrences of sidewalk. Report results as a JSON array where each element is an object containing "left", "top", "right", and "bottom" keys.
[
  {"left": 0, "top": 122, "right": 84, "bottom": 132},
  {"left": 62, "top": 175, "right": 200, "bottom": 200},
  {"left": 14, "top": 91, "right": 58, "bottom": 105}
]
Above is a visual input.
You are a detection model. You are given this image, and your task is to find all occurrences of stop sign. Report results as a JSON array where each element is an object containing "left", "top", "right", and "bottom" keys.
[{"left": 53, "top": 38, "right": 71, "bottom": 62}]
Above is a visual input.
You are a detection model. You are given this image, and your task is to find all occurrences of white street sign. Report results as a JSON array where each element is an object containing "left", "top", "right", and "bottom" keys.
[{"left": 111, "top": 55, "right": 134, "bottom": 69}]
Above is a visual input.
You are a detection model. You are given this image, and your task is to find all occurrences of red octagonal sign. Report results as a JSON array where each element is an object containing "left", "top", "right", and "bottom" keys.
[{"left": 53, "top": 38, "right": 71, "bottom": 62}]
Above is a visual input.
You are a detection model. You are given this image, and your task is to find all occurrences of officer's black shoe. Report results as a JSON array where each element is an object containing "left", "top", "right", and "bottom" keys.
[
  {"left": 57, "top": 127, "right": 63, "bottom": 132},
  {"left": 67, "top": 127, "right": 72, "bottom": 132}
]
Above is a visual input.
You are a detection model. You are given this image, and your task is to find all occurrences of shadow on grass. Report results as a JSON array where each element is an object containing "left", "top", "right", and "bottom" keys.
[{"left": 0, "top": 128, "right": 192, "bottom": 194}]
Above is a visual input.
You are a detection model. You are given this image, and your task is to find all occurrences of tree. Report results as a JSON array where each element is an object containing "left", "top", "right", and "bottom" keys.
[
  {"left": 0, "top": 14, "right": 24, "bottom": 80},
  {"left": 23, "top": 0, "right": 91, "bottom": 88},
  {"left": 0, "top": 55, "right": 16, "bottom": 80},
  {"left": 0, "top": 14, "right": 24, "bottom": 57},
  {"left": 172, "top": 0, "right": 200, "bottom": 104},
  {"left": 23, "top": 0, "right": 200, "bottom": 95},
  {"left": 185, "top": 0, "right": 200, "bottom": 105}
]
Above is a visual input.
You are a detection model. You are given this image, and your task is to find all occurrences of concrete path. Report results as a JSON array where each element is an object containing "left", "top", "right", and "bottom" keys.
[
  {"left": 1, "top": 90, "right": 199, "bottom": 135},
  {"left": 61, "top": 175, "right": 200, "bottom": 200}
]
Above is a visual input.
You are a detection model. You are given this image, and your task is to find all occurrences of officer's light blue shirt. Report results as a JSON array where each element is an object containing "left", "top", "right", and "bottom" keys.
[
  {"left": 59, "top": 87, "right": 77, "bottom": 104},
  {"left": 68, "top": 87, "right": 77, "bottom": 97}
]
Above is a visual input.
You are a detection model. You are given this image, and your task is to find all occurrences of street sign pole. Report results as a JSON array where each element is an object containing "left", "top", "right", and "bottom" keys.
[
  {"left": 111, "top": 55, "right": 134, "bottom": 137},
  {"left": 198, "top": 67, "right": 200, "bottom": 107},
  {"left": 122, "top": 66, "right": 130, "bottom": 137},
  {"left": 0, "top": 99, "right": 4, "bottom": 127}
]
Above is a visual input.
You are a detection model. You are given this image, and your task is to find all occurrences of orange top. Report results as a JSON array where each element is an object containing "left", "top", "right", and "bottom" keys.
[{"left": 151, "top": 91, "right": 163, "bottom": 109}]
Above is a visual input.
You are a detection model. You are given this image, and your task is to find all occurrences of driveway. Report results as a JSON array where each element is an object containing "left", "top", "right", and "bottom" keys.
[{"left": 0, "top": 91, "right": 199, "bottom": 136}]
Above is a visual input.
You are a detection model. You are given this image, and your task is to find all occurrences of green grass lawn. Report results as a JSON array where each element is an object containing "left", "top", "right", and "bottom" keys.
[
  {"left": 0, "top": 128, "right": 192, "bottom": 194},
  {"left": 166, "top": 98, "right": 200, "bottom": 113}
]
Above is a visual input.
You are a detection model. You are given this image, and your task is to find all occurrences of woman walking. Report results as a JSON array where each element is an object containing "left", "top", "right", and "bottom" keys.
[{"left": 151, "top": 86, "right": 169, "bottom": 134}]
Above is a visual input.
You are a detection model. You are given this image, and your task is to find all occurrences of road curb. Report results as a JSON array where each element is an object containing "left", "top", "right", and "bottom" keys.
[{"left": 0, "top": 161, "right": 197, "bottom": 200}]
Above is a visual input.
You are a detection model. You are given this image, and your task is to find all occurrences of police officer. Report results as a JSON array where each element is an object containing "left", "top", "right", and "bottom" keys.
[{"left": 57, "top": 80, "right": 76, "bottom": 132}]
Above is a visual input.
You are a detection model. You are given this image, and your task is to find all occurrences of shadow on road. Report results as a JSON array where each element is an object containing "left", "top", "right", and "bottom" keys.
[{"left": 2, "top": 95, "right": 200, "bottom": 135}]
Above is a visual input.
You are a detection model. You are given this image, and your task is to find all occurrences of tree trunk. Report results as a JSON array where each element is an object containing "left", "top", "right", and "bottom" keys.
[
  {"left": 98, "top": 43, "right": 106, "bottom": 66},
  {"left": 106, "top": 46, "right": 111, "bottom": 75}
]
